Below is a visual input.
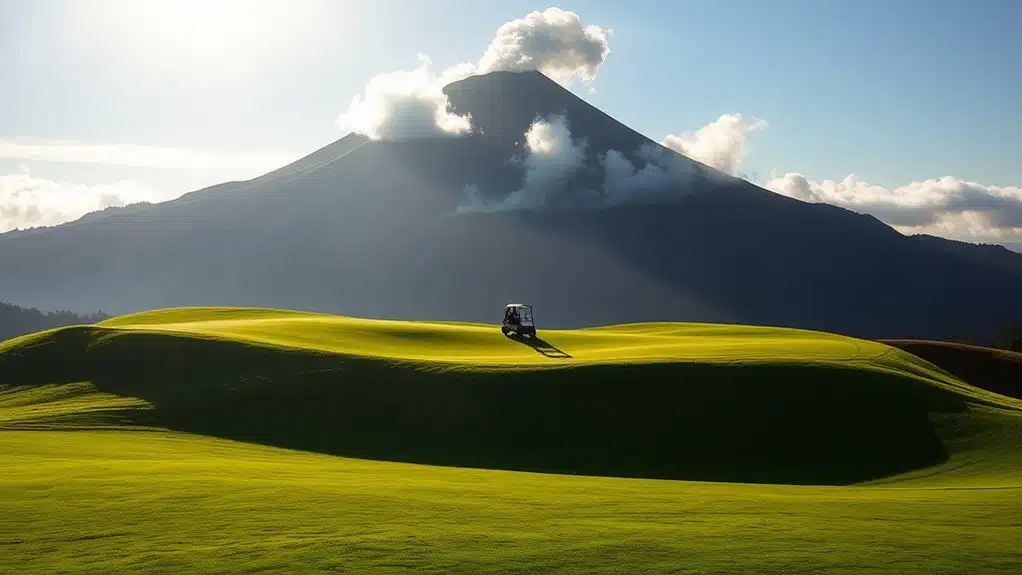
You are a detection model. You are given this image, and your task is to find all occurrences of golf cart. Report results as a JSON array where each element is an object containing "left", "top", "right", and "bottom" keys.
[{"left": 501, "top": 303, "right": 537, "bottom": 338}]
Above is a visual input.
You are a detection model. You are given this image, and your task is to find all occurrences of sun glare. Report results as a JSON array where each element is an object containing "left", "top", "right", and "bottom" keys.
[{"left": 78, "top": 0, "right": 328, "bottom": 76}]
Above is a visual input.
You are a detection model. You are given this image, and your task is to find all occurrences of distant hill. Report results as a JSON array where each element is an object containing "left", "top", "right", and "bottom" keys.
[
  {"left": 0, "top": 70, "right": 1021, "bottom": 339},
  {"left": 0, "top": 302, "right": 109, "bottom": 342}
]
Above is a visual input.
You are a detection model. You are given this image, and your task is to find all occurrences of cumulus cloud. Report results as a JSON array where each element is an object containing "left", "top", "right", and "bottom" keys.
[
  {"left": 0, "top": 137, "right": 296, "bottom": 173},
  {"left": 765, "top": 172, "right": 1022, "bottom": 241},
  {"left": 661, "top": 114, "right": 767, "bottom": 175},
  {"left": 475, "top": 7, "right": 611, "bottom": 86},
  {"left": 660, "top": 113, "right": 1022, "bottom": 242},
  {"left": 0, "top": 168, "right": 169, "bottom": 233},
  {"left": 339, "top": 7, "right": 611, "bottom": 141},
  {"left": 337, "top": 54, "right": 474, "bottom": 141}
]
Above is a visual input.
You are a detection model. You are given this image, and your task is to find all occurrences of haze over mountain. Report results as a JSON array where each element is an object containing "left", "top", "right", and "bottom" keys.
[{"left": 2, "top": 66, "right": 1022, "bottom": 340}]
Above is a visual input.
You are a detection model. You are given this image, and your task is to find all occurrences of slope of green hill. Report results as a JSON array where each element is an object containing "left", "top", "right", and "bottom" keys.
[{"left": 2, "top": 307, "right": 1020, "bottom": 573}]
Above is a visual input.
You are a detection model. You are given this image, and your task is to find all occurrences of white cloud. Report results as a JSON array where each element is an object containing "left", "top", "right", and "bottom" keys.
[
  {"left": 657, "top": 112, "right": 1022, "bottom": 243},
  {"left": 339, "top": 7, "right": 611, "bottom": 141},
  {"left": 659, "top": 113, "right": 1022, "bottom": 243},
  {"left": 475, "top": 7, "right": 611, "bottom": 87},
  {"left": 661, "top": 114, "right": 767, "bottom": 175},
  {"left": 457, "top": 121, "right": 703, "bottom": 214},
  {"left": 0, "top": 168, "right": 171, "bottom": 233},
  {"left": 0, "top": 137, "right": 297, "bottom": 173},
  {"left": 765, "top": 172, "right": 1022, "bottom": 241},
  {"left": 505, "top": 114, "right": 588, "bottom": 208},
  {"left": 337, "top": 54, "right": 474, "bottom": 141},
  {"left": 457, "top": 114, "right": 587, "bottom": 213}
]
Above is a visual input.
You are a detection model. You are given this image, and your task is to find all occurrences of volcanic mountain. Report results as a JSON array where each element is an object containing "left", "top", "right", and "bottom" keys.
[{"left": 2, "top": 70, "right": 1021, "bottom": 339}]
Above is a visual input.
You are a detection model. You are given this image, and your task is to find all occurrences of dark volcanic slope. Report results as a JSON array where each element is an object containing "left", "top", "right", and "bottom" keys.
[{"left": 1, "top": 70, "right": 1020, "bottom": 339}]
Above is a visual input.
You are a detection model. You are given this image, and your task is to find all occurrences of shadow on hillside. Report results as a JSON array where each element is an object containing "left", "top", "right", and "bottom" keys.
[
  {"left": 881, "top": 340, "right": 1022, "bottom": 400},
  {"left": 509, "top": 334, "right": 572, "bottom": 358},
  {"left": 0, "top": 328, "right": 972, "bottom": 486}
]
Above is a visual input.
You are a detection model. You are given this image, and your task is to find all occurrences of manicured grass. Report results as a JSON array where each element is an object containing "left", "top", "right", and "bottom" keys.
[
  {"left": 2, "top": 428, "right": 1020, "bottom": 574},
  {"left": 2, "top": 307, "right": 1020, "bottom": 573}
]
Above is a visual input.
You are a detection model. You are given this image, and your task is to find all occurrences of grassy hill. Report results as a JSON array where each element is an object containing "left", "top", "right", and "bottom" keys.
[{"left": 2, "top": 307, "right": 1020, "bottom": 573}]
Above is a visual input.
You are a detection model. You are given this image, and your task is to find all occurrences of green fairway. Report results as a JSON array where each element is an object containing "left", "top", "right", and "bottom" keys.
[{"left": 2, "top": 307, "right": 1020, "bottom": 573}]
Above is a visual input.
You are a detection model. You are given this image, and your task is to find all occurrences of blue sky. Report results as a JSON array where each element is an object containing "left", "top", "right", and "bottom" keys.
[{"left": 1, "top": 0, "right": 1020, "bottom": 241}]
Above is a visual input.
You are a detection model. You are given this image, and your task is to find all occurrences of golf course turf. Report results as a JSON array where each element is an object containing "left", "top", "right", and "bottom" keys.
[{"left": 2, "top": 307, "right": 1020, "bottom": 573}]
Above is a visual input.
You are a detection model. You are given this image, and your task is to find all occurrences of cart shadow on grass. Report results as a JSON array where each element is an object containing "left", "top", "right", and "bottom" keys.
[
  {"left": 507, "top": 333, "right": 572, "bottom": 359},
  {"left": 500, "top": 303, "right": 571, "bottom": 359}
]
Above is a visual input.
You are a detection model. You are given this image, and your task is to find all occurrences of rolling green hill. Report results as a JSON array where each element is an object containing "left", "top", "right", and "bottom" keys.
[{"left": 2, "top": 307, "right": 1020, "bottom": 573}]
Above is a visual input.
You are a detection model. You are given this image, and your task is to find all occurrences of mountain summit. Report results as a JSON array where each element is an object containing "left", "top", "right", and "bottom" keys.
[{"left": 1, "top": 70, "right": 1020, "bottom": 339}]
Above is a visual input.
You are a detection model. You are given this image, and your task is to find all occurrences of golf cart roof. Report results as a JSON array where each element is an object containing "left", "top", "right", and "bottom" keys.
[{"left": 505, "top": 303, "right": 533, "bottom": 309}]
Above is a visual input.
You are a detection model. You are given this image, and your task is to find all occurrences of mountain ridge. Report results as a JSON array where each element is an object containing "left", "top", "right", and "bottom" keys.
[{"left": 1, "top": 69, "right": 1020, "bottom": 339}]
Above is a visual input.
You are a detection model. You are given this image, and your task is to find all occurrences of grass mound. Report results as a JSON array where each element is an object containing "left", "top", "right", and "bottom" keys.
[
  {"left": 882, "top": 339, "right": 1022, "bottom": 399},
  {"left": 3, "top": 307, "right": 1022, "bottom": 573},
  {"left": 2, "top": 306, "right": 1019, "bottom": 486}
]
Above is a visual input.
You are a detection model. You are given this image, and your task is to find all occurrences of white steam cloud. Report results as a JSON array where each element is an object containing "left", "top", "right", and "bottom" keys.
[
  {"left": 765, "top": 173, "right": 1022, "bottom": 241},
  {"left": 457, "top": 114, "right": 587, "bottom": 213},
  {"left": 505, "top": 114, "right": 588, "bottom": 209},
  {"left": 0, "top": 167, "right": 168, "bottom": 233},
  {"left": 475, "top": 7, "right": 611, "bottom": 86},
  {"left": 457, "top": 122, "right": 701, "bottom": 214},
  {"left": 661, "top": 113, "right": 767, "bottom": 175},
  {"left": 339, "top": 7, "right": 611, "bottom": 141},
  {"left": 337, "top": 54, "right": 474, "bottom": 141}
]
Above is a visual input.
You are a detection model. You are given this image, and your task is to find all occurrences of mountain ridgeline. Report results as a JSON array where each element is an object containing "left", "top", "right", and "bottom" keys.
[{"left": 1, "top": 70, "right": 1021, "bottom": 339}]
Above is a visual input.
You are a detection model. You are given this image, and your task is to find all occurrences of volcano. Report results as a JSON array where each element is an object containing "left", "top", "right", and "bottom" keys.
[{"left": 1, "top": 70, "right": 1021, "bottom": 339}]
